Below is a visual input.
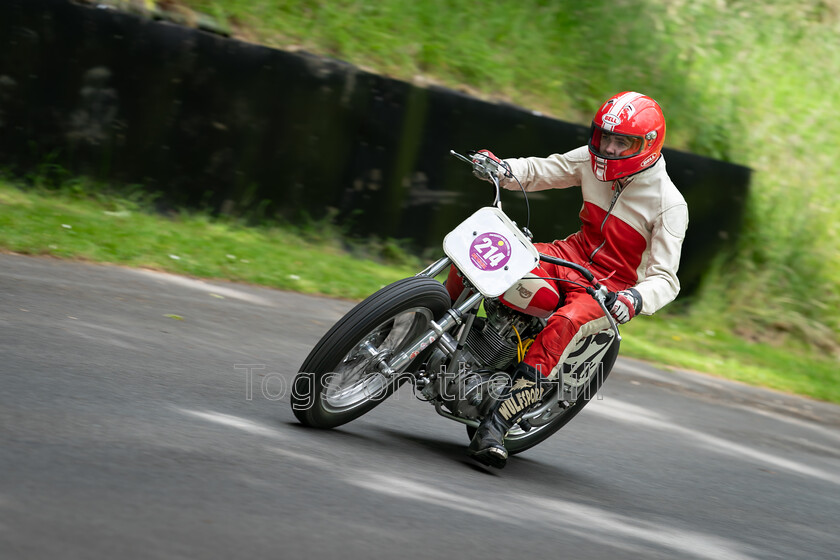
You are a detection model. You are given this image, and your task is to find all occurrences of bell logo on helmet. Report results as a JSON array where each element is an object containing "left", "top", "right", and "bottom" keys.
[
  {"left": 642, "top": 153, "right": 659, "bottom": 167},
  {"left": 602, "top": 114, "right": 622, "bottom": 126},
  {"left": 620, "top": 104, "right": 636, "bottom": 120}
]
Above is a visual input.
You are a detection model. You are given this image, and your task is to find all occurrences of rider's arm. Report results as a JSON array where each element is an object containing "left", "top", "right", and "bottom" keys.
[
  {"left": 501, "top": 146, "right": 589, "bottom": 192},
  {"left": 633, "top": 200, "right": 689, "bottom": 315}
]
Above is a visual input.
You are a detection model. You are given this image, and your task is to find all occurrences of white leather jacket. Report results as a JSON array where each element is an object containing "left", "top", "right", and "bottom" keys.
[{"left": 502, "top": 146, "right": 689, "bottom": 315}]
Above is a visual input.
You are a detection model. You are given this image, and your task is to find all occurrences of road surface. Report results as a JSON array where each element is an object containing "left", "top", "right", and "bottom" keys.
[{"left": 2, "top": 253, "right": 839, "bottom": 559}]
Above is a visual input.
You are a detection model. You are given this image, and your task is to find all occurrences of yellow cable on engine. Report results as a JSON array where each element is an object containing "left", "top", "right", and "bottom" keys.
[
  {"left": 512, "top": 325, "right": 523, "bottom": 361},
  {"left": 512, "top": 325, "right": 534, "bottom": 363},
  {"left": 522, "top": 337, "right": 534, "bottom": 357}
]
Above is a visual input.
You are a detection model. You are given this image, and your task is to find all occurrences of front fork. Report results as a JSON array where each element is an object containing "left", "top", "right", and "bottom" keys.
[
  {"left": 383, "top": 291, "right": 483, "bottom": 376},
  {"left": 373, "top": 256, "right": 482, "bottom": 377}
]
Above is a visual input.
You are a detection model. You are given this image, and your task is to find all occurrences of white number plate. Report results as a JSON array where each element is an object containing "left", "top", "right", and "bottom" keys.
[{"left": 443, "top": 207, "right": 539, "bottom": 297}]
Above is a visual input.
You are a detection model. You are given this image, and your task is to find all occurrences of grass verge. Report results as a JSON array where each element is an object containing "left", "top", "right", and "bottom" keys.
[
  {"left": 2, "top": 177, "right": 837, "bottom": 404},
  {"left": 0, "top": 177, "right": 419, "bottom": 300},
  {"left": 620, "top": 315, "right": 840, "bottom": 404}
]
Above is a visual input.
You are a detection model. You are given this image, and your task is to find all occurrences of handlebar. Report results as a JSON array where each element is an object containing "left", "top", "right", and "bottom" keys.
[
  {"left": 538, "top": 254, "right": 596, "bottom": 283},
  {"left": 538, "top": 253, "right": 622, "bottom": 341},
  {"left": 451, "top": 149, "right": 533, "bottom": 238},
  {"left": 469, "top": 150, "right": 507, "bottom": 181},
  {"left": 450, "top": 149, "right": 504, "bottom": 207}
]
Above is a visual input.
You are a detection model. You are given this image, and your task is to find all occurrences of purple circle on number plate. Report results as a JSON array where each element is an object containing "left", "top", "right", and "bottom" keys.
[{"left": 469, "top": 232, "right": 512, "bottom": 271}]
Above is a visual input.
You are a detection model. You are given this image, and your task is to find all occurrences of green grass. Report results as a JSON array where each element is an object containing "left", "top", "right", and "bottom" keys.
[
  {"left": 620, "top": 313, "right": 840, "bottom": 404},
  {"left": 0, "top": 177, "right": 419, "bottom": 300},
  {"left": 2, "top": 176, "right": 838, "bottom": 404}
]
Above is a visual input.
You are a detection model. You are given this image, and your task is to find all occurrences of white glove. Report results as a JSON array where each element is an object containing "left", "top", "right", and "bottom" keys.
[
  {"left": 472, "top": 149, "right": 512, "bottom": 181},
  {"left": 610, "top": 289, "right": 642, "bottom": 324}
]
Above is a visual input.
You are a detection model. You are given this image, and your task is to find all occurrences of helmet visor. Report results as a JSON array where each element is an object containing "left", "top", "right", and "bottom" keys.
[{"left": 589, "top": 124, "right": 645, "bottom": 160}]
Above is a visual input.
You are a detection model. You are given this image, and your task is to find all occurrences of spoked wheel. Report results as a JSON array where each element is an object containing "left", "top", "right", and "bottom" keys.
[
  {"left": 467, "top": 331, "right": 620, "bottom": 455},
  {"left": 319, "top": 306, "right": 433, "bottom": 415},
  {"left": 292, "top": 276, "right": 451, "bottom": 429}
]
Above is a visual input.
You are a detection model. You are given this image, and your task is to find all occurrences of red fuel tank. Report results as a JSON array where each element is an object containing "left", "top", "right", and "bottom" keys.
[{"left": 499, "top": 266, "right": 560, "bottom": 319}]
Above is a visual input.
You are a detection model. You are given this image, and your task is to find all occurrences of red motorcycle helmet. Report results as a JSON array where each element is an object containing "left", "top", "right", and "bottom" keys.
[{"left": 588, "top": 91, "right": 666, "bottom": 182}]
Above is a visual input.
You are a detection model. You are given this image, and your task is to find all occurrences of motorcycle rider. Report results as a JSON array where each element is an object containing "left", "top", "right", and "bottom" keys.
[{"left": 467, "top": 91, "right": 689, "bottom": 468}]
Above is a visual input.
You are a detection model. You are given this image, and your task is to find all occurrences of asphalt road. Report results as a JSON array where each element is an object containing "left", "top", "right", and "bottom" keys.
[{"left": 2, "top": 253, "right": 839, "bottom": 560}]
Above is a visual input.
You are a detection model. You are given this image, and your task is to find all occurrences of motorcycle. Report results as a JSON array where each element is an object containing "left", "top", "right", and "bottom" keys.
[{"left": 291, "top": 150, "right": 622, "bottom": 459}]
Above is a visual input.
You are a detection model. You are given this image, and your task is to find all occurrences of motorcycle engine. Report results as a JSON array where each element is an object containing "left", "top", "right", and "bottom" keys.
[
  {"left": 422, "top": 299, "right": 543, "bottom": 420},
  {"left": 464, "top": 298, "right": 536, "bottom": 370},
  {"left": 422, "top": 365, "right": 507, "bottom": 420}
]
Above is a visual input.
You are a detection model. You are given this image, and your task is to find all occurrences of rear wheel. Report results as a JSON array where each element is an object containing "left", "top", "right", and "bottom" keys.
[
  {"left": 467, "top": 331, "right": 620, "bottom": 455},
  {"left": 292, "top": 277, "right": 451, "bottom": 429}
]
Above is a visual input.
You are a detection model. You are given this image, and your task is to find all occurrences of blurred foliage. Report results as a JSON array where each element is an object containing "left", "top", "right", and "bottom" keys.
[{"left": 99, "top": 0, "right": 840, "bottom": 354}]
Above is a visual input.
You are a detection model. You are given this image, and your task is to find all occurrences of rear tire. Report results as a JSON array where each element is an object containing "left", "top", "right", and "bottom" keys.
[
  {"left": 292, "top": 277, "right": 451, "bottom": 429},
  {"left": 468, "top": 333, "right": 620, "bottom": 455}
]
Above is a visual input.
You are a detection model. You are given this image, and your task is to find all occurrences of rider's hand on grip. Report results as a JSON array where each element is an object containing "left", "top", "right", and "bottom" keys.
[
  {"left": 609, "top": 289, "right": 642, "bottom": 324},
  {"left": 472, "top": 149, "right": 512, "bottom": 182},
  {"left": 475, "top": 149, "right": 502, "bottom": 164}
]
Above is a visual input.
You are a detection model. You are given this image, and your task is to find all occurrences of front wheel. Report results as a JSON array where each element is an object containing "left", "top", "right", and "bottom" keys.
[{"left": 291, "top": 276, "right": 451, "bottom": 429}]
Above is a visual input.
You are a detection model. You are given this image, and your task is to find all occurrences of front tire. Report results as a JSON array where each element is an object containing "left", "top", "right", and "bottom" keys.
[{"left": 292, "top": 276, "right": 451, "bottom": 429}]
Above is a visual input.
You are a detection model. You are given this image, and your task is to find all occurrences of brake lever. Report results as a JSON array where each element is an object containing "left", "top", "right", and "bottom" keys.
[
  {"left": 450, "top": 149, "right": 472, "bottom": 164},
  {"left": 451, "top": 149, "right": 503, "bottom": 208},
  {"left": 587, "top": 285, "right": 622, "bottom": 342}
]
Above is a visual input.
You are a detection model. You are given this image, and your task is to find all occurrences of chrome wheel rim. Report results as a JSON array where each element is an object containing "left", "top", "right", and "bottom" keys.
[{"left": 322, "top": 307, "right": 433, "bottom": 412}]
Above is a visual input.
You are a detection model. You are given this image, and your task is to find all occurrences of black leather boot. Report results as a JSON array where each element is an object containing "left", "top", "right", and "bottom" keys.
[{"left": 468, "top": 362, "right": 544, "bottom": 469}]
